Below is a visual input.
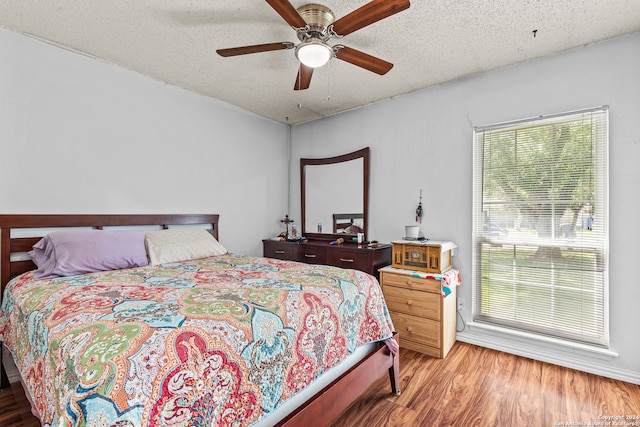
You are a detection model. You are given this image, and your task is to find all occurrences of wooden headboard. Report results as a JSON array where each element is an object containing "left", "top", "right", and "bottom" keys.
[
  {"left": 332, "top": 213, "right": 364, "bottom": 233},
  {"left": 0, "top": 214, "right": 220, "bottom": 295}
]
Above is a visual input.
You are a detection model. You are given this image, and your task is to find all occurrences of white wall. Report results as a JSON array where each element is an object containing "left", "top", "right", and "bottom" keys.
[
  {"left": 0, "top": 28, "right": 290, "bottom": 256},
  {"left": 290, "top": 33, "right": 640, "bottom": 384}
]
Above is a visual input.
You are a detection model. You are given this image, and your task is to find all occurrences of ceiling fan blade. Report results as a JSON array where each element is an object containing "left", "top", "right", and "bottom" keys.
[
  {"left": 265, "top": 0, "right": 308, "bottom": 28},
  {"left": 332, "top": 0, "right": 410, "bottom": 36},
  {"left": 294, "top": 64, "right": 313, "bottom": 91},
  {"left": 335, "top": 46, "right": 393, "bottom": 75},
  {"left": 216, "top": 42, "right": 294, "bottom": 57}
]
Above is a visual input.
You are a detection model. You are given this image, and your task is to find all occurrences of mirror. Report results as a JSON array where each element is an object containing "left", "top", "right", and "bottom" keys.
[{"left": 301, "top": 147, "right": 369, "bottom": 240}]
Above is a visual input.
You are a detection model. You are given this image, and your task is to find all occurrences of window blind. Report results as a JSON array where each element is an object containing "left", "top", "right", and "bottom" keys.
[{"left": 472, "top": 107, "right": 609, "bottom": 347}]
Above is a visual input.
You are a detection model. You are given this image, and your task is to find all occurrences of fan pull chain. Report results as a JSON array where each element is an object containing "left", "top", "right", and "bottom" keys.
[
  {"left": 297, "top": 66, "right": 303, "bottom": 109},
  {"left": 326, "top": 60, "right": 331, "bottom": 102}
]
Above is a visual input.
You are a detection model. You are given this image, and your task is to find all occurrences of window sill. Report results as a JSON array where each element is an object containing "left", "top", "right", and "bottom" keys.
[{"left": 463, "top": 320, "right": 619, "bottom": 360}]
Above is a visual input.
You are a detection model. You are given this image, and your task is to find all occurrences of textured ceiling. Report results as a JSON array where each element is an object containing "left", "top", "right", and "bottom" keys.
[{"left": 1, "top": 1, "right": 640, "bottom": 125}]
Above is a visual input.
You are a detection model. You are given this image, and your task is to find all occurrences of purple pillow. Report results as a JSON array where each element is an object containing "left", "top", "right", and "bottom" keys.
[{"left": 29, "top": 230, "right": 149, "bottom": 279}]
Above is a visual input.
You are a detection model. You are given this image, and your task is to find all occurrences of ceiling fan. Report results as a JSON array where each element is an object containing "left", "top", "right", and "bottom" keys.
[{"left": 216, "top": 0, "right": 411, "bottom": 91}]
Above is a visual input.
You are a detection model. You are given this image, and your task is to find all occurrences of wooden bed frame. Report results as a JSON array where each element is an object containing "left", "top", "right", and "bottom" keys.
[
  {"left": 0, "top": 214, "right": 399, "bottom": 426},
  {"left": 332, "top": 213, "right": 364, "bottom": 234}
]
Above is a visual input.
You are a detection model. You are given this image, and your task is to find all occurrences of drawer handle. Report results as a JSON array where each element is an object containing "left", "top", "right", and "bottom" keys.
[
  {"left": 406, "top": 300, "right": 412, "bottom": 306},
  {"left": 304, "top": 254, "right": 317, "bottom": 258},
  {"left": 275, "top": 250, "right": 285, "bottom": 254},
  {"left": 339, "top": 258, "right": 354, "bottom": 263},
  {"left": 406, "top": 326, "right": 413, "bottom": 333}
]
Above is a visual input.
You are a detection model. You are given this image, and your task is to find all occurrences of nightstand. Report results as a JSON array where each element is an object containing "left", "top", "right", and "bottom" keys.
[{"left": 379, "top": 266, "right": 459, "bottom": 358}]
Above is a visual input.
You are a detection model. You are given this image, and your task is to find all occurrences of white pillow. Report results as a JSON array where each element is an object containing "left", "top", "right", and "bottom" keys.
[{"left": 144, "top": 228, "right": 227, "bottom": 265}]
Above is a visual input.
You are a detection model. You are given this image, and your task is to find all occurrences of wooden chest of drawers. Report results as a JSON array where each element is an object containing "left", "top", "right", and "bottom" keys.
[
  {"left": 263, "top": 239, "right": 391, "bottom": 279},
  {"left": 380, "top": 266, "right": 457, "bottom": 358}
]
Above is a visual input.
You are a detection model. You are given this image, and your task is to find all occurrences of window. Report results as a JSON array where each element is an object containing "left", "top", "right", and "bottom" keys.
[{"left": 472, "top": 107, "right": 609, "bottom": 347}]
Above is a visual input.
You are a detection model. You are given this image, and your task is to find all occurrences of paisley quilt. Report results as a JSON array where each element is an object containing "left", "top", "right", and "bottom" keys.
[{"left": 0, "top": 254, "right": 395, "bottom": 426}]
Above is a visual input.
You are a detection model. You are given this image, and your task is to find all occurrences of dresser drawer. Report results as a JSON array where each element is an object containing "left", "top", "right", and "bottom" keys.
[
  {"left": 389, "top": 311, "right": 440, "bottom": 348},
  {"left": 383, "top": 285, "right": 440, "bottom": 321},
  {"left": 262, "top": 240, "right": 391, "bottom": 279},
  {"left": 264, "top": 243, "right": 295, "bottom": 260},
  {"left": 296, "top": 246, "right": 327, "bottom": 265},
  {"left": 327, "top": 250, "right": 370, "bottom": 272},
  {"left": 401, "top": 339, "right": 442, "bottom": 358},
  {"left": 381, "top": 271, "right": 441, "bottom": 293}
]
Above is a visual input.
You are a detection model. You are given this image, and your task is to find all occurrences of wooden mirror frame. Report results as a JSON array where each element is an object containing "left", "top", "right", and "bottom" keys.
[{"left": 301, "top": 147, "right": 370, "bottom": 241}]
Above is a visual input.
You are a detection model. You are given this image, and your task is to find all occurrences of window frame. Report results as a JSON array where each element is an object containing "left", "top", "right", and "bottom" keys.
[{"left": 472, "top": 106, "right": 609, "bottom": 348}]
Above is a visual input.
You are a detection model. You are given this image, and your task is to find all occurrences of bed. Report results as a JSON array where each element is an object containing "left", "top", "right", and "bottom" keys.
[{"left": 0, "top": 214, "right": 399, "bottom": 426}]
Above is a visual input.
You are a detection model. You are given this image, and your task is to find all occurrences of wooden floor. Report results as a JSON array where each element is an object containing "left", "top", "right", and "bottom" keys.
[
  {"left": 2, "top": 342, "right": 639, "bottom": 426},
  {"left": 0, "top": 387, "right": 39, "bottom": 427},
  {"left": 330, "top": 342, "right": 640, "bottom": 427}
]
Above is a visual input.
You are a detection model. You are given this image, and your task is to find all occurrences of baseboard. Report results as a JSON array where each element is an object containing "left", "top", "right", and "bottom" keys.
[{"left": 456, "top": 329, "right": 640, "bottom": 385}]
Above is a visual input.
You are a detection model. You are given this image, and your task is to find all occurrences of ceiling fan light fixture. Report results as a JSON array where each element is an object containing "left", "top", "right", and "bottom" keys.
[{"left": 295, "top": 39, "right": 332, "bottom": 68}]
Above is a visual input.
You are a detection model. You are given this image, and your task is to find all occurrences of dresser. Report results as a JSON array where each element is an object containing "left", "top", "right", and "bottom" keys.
[
  {"left": 379, "top": 266, "right": 458, "bottom": 358},
  {"left": 262, "top": 239, "right": 391, "bottom": 279}
]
